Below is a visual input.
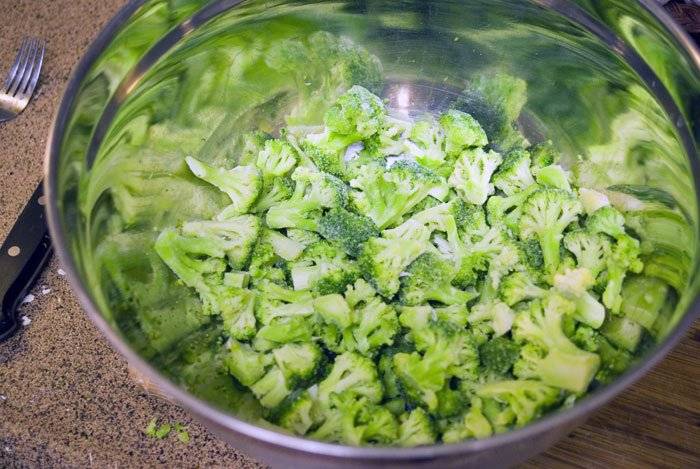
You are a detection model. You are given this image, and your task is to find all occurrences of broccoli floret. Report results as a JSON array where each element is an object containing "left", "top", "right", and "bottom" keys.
[
  {"left": 225, "top": 340, "right": 272, "bottom": 386},
  {"left": 535, "top": 164, "right": 571, "bottom": 192},
  {"left": 344, "top": 278, "right": 377, "bottom": 308},
  {"left": 254, "top": 316, "right": 315, "bottom": 351},
  {"left": 476, "top": 380, "right": 559, "bottom": 428},
  {"left": 250, "top": 366, "right": 292, "bottom": 408},
  {"left": 442, "top": 397, "right": 493, "bottom": 442},
  {"left": 563, "top": 230, "right": 611, "bottom": 278},
  {"left": 318, "top": 207, "right": 379, "bottom": 257},
  {"left": 256, "top": 138, "right": 298, "bottom": 184},
  {"left": 586, "top": 206, "right": 626, "bottom": 240},
  {"left": 264, "top": 229, "right": 305, "bottom": 261},
  {"left": 275, "top": 391, "right": 321, "bottom": 435},
  {"left": 511, "top": 295, "right": 600, "bottom": 392},
  {"left": 553, "top": 268, "right": 605, "bottom": 329},
  {"left": 185, "top": 156, "right": 261, "bottom": 216},
  {"left": 349, "top": 295, "right": 400, "bottom": 356},
  {"left": 252, "top": 177, "right": 295, "bottom": 213},
  {"left": 399, "top": 253, "right": 479, "bottom": 306},
  {"left": 272, "top": 342, "right": 323, "bottom": 386},
  {"left": 392, "top": 350, "right": 446, "bottom": 410},
  {"left": 324, "top": 85, "right": 386, "bottom": 138},
  {"left": 219, "top": 287, "right": 257, "bottom": 340},
  {"left": 492, "top": 148, "right": 535, "bottom": 196},
  {"left": 350, "top": 160, "right": 443, "bottom": 229},
  {"left": 439, "top": 110, "right": 488, "bottom": 157},
  {"left": 435, "top": 304, "right": 469, "bottom": 328},
  {"left": 448, "top": 148, "right": 503, "bottom": 205},
  {"left": 518, "top": 188, "right": 582, "bottom": 277},
  {"left": 286, "top": 228, "right": 321, "bottom": 247},
  {"left": 578, "top": 187, "right": 610, "bottom": 215},
  {"left": 180, "top": 216, "right": 261, "bottom": 269},
  {"left": 317, "top": 352, "right": 383, "bottom": 405},
  {"left": 248, "top": 238, "right": 286, "bottom": 286},
  {"left": 223, "top": 271, "right": 250, "bottom": 289},
  {"left": 289, "top": 241, "right": 360, "bottom": 294},
  {"left": 358, "top": 235, "right": 428, "bottom": 299},
  {"left": 499, "top": 271, "right": 546, "bottom": 306},
  {"left": 313, "top": 293, "right": 354, "bottom": 330},
  {"left": 406, "top": 116, "right": 446, "bottom": 169},
  {"left": 237, "top": 130, "right": 271, "bottom": 166},
  {"left": 469, "top": 301, "right": 516, "bottom": 337},
  {"left": 601, "top": 235, "right": 644, "bottom": 314},
  {"left": 397, "top": 408, "right": 437, "bottom": 447},
  {"left": 266, "top": 166, "right": 348, "bottom": 231},
  {"left": 529, "top": 140, "right": 558, "bottom": 173},
  {"left": 479, "top": 337, "right": 521, "bottom": 376},
  {"left": 600, "top": 316, "right": 644, "bottom": 353},
  {"left": 485, "top": 184, "right": 539, "bottom": 233}
]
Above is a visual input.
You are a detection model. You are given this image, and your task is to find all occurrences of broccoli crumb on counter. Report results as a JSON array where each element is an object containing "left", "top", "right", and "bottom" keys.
[{"left": 125, "top": 58, "right": 675, "bottom": 446}]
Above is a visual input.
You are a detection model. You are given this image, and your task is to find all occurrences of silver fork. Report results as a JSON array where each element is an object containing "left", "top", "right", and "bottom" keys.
[{"left": 0, "top": 37, "right": 45, "bottom": 123}]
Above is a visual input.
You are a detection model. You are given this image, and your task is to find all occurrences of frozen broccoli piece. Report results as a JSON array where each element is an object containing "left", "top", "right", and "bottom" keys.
[
  {"left": 286, "top": 228, "right": 321, "bottom": 247},
  {"left": 219, "top": 287, "right": 257, "bottom": 340},
  {"left": 275, "top": 391, "right": 322, "bottom": 435},
  {"left": 439, "top": 109, "right": 488, "bottom": 157},
  {"left": 553, "top": 268, "right": 605, "bottom": 329},
  {"left": 563, "top": 230, "right": 611, "bottom": 278},
  {"left": 313, "top": 293, "right": 354, "bottom": 330},
  {"left": 512, "top": 295, "right": 600, "bottom": 393},
  {"left": 529, "top": 140, "right": 559, "bottom": 173},
  {"left": 256, "top": 138, "right": 298, "bottom": 184},
  {"left": 324, "top": 85, "right": 386, "bottom": 138},
  {"left": 448, "top": 148, "right": 503, "bottom": 205},
  {"left": 406, "top": 116, "right": 446, "bottom": 169},
  {"left": 318, "top": 207, "right": 379, "bottom": 257},
  {"left": 179, "top": 215, "right": 261, "bottom": 269},
  {"left": 397, "top": 408, "right": 437, "bottom": 447},
  {"left": 518, "top": 188, "right": 582, "bottom": 277},
  {"left": 250, "top": 366, "right": 292, "bottom": 408},
  {"left": 252, "top": 177, "right": 295, "bottom": 213},
  {"left": 476, "top": 380, "right": 559, "bottom": 428},
  {"left": 318, "top": 352, "right": 383, "bottom": 405},
  {"left": 348, "top": 294, "right": 399, "bottom": 356},
  {"left": 492, "top": 148, "right": 535, "bottom": 196},
  {"left": 586, "top": 206, "right": 626, "bottom": 240},
  {"left": 225, "top": 340, "right": 272, "bottom": 386},
  {"left": 266, "top": 166, "right": 348, "bottom": 231},
  {"left": 479, "top": 337, "right": 521, "bottom": 376},
  {"left": 499, "top": 271, "right": 546, "bottom": 307},
  {"left": 442, "top": 397, "right": 493, "bottom": 442},
  {"left": 535, "top": 164, "right": 571, "bottom": 192},
  {"left": 350, "top": 160, "right": 443, "bottom": 229},
  {"left": 272, "top": 342, "right": 323, "bottom": 386},
  {"left": 359, "top": 234, "right": 428, "bottom": 299},
  {"left": 264, "top": 229, "right": 305, "bottom": 261},
  {"left": 289, "top": 241, "right": 360, "bottom": 294},
  {"left": 601, "top": 235, "right": 644, "bottom": 314},
  {"left": 185, "top": 156, "right": 261, "bottom": 216},
  {"left": 254, "top": 316, "right": 315, "bottom": 349},
  {"left": 469, "top": 301, "right": 516, "bottom": 337},
  {"left": 399, "top": 253, "right": 479, "bottom": 306}
]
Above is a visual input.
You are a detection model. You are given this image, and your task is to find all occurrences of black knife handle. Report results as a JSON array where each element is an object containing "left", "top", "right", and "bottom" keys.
[{"left": 0, "top": 181, "right": 53, "bottom": 341}]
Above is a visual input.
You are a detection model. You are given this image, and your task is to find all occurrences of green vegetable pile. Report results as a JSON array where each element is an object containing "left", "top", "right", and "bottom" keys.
[{"left": 148, "top": 79, "right": 672, "bottom": 446}]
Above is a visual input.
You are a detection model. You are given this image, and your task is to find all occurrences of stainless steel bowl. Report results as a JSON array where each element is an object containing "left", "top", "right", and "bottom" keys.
[{"left": 45, "top": 0, "right": 700, "bottom": 467}]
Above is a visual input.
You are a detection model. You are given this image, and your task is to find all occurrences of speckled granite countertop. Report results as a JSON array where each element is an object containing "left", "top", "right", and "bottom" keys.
[{"left": 0, "top": 1, "right": 699, "bottom": 468}]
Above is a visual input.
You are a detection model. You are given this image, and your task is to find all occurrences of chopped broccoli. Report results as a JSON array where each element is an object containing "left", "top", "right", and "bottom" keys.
[
  {"left": 399, "top": 253, "right": 479, "bottom": 306},
  {"left": 518, "top": 188, "right": 582, "bottom": 277},
  {"left": 442, "top": 398, "right": 493, "bottom": 442},
  {"left": 359, "top": 234, "right": 428, "bottom": 299},
  {"left": 252, "top": 177, "right": 295, "bottom": 213},
  {"left": 256, "top": 139, "right": 298, "bottom": 184},
  {"left": 318, "top": 207, "right": 379, "bottom": 257},
  {"left": 275, "top": 391, "right": 322, "bottom": 435},
  {"left": 272, "top": 342, "right": 323, "bottom": 386},
  {"left": 587, "top": 205, "right": 626, "bottom": 240},
  {"left": 479, "top": 337, "right": 521, "bottom": 376},
  {"left": 448, "top": 148, "right": 503, "bottom": 205},
  {"left": 601, "top": 235, "right": 644, "bottom": 314},
  {"left": 318, "top": 352, "right": 383, "bottom": 405},
  {"left": 350, "top": 160, "right": 443, "bottom": 229},
  {"left": 439, "top": 110, "right": 488, "bottom": 157},
  {"left": 250, "top": 366, "right": 292, "bottom": 408},
  {"left": 578, "top": 188, "right": 610, "bottom": 214},
  {"left": 185, "top": 157, "right": 261, "bottom": 216},
  {"left": 499, "top": 271, "right": 546, "bottom": 306},
  {"left": 407, "top": 116, "right": 446, "bottom": 169},
  {"left": 469, "top": 301, "right": 516, "bottom": 337},
  {"left": 225, "top": 340, "right": 271, "bottom": 386},
  {"left": 553, "top": 268, "right": 606, "bottom": 329},
  {"left": 397, "top": 408, "right": 437, "bottom": 446},
  {"left": 512, "top": 295, "right": 600, "bottom": 393},
  {"left": 476, "top": 380, "right": 559, "bottom": 428},
  {"left": 286, "top": 228, "right": 321, "bottom": 247},
  {"left": 563, "top": 230, "right": 611, "bottom": 278},
  {"left": 535, "top": 164, "right": 571, "bottom": 192},
  {"left": 289, "top": 241, "right": 360, "bottom": 294},
  {"left": 492, "top": 148, "right": 535, "bottom": 196}
]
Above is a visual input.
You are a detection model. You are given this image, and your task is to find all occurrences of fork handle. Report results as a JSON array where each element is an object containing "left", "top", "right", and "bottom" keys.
[{"left": 0, "top": 181, "right": 52, "bottom": 341}]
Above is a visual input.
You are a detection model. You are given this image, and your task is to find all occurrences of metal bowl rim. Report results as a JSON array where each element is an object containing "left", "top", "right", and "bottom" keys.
[{"left": 44, "top": 0, "right": 700, "bottom": 460}]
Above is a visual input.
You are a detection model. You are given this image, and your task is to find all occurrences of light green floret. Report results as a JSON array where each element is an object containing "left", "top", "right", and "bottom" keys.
[
  {"left": 399, "top": 253, "right": 479, "bottom": 306},
  {"left": 406, "top": 116, "right": 445, "bottom": 169},
  {"left": 289, "top": 241, "right": 360, "bottom": 295},
  {"left": 601, "top": 235, "right": 644, "bottom": 314},
  {"left": 492, "top": 148, "right": 535, "bottom": 196},
  {"left": 476, "top": 380, "right": 559, "bottom": 429},
  {"left": 250, "top": 366, "right": 292, "bottom": 409},
  {"left": 563, "top": 230, "right": 611, "bottom": 278},
  {"left": 256, "top": 138, "right": 298, "bottom": 184},
  {"left": 225, "top": 340, "right": 272, "bottom": 387},
  {"left": 266, "top": 166, "right": 348, "bottom": 231},
  {"left": 535, "top": 164, "right": 571, "bottom": 191},
  {"left": 448, "top": 147, "right": 503, "bottom": 205},
  {"left": 518, "top": 187, "right": 582, "bottom": 278},
  {"left": 218, "top": 287, "right": 257, "bottom": 339},
  {"left": 275, "top": 391, "right": 322, "bottom": 435},
  {"left": 318, "top": 207, "right": 379, "bottom": 257},
  {"left": 317, "top": 352, "right": 383, "bottom": 406},
  {"left": 512, "top": 294, "right": 600, "bottom": 393},
  {"left": 179, "top": 215, "right": 261, "bottom": 269},
  {"left": 185, "top": 156, "right": 261, "bottom": 217},
  {"left": 350, "top": 160, "right": 443, "bottom": 229},
  {"left": 442, "top": 398, "right": 493, "bottom": 442},
  {"left": 359, "top": 234, "right": 428, "bottom": 299},
  {"left": 397, "top": 408, "right": 437, "bottom": 447},
  {"left": 552, "top": 267, "right": 605, "bottom": 329},
  {"left": 439, "top": 109, "right": 488, "bottom": 157},
  {"left": 272, "top": 342, "right": 323, "bottom": 386}
]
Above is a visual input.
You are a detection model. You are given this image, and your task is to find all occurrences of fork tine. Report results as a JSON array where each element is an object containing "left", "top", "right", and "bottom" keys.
[
  {"left": 3, "top": 37, "right": 31, "bottom": 92},
  {"left": 19, "top": 40, "right": 44, "bottom": 100},
  {"left": 17, "top": 39, "right": 43, "bottom": 98},
  {"left": 6, "top": 38, "right": 35, "bottom": 96}
]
